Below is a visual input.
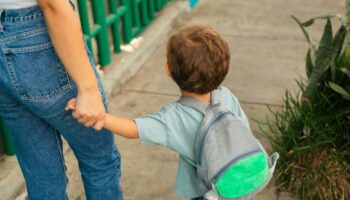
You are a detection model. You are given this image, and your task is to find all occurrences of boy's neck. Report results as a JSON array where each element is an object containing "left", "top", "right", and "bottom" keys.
[{"left": 181, "top": 90, "right": 211, "bottom": 103}]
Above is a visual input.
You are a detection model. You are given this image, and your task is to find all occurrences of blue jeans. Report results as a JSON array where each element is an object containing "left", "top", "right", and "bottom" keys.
[{"left": 0, "top": 6, "right": 122, "bottom": 200}]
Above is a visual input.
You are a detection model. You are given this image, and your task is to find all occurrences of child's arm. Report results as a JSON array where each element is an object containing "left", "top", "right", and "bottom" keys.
[
  {"left": 66, "top": 99, "right": 139, "bottom": 138},
  {"left": 104, "top": 114, "right": 139, "bottom": 138}
]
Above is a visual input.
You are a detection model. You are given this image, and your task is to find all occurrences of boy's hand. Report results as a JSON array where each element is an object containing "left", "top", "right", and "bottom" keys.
[{"left": 65, "top": 98, "right": 105, "bottom": 131}]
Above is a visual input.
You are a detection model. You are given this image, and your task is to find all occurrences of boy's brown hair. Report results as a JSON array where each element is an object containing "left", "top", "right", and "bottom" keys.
[{"left": 167, "top": 25, "right": 230, "bottom": 94}]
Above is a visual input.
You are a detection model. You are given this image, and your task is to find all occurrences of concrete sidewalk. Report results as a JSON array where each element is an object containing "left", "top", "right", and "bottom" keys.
[{"left": 106, "top": 0, "right": 344, "bottom": 199}]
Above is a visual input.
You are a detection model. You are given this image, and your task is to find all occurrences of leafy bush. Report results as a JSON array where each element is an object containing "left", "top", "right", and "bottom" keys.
[{"left": 260, "top": 2, "right": 350, "bottom": 199}]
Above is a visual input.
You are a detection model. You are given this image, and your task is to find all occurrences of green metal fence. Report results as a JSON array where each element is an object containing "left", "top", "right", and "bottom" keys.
[
  {"left": 77, "top": 0, "right": 169, "bottom": 67},
  {"left": 0, "top": 119, "right": 15, "bottom": 156}
]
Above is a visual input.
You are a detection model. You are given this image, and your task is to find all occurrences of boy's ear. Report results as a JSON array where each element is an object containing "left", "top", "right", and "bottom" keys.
[{"left": 164, "top": 63, "right": 172, "bottom": 78}]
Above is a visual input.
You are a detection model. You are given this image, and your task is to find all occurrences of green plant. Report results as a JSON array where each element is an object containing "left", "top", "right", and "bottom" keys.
[
  {"left": 260, "top": 1, "right": 350, "bottom": 199},
  {"left": 292, "top": 14, "right": 349, "bottom": 103}
]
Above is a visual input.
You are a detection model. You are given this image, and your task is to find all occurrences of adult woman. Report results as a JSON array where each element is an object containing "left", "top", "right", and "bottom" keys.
[{"left": 0, "top": 0, "right": 122, "bottom": 199}]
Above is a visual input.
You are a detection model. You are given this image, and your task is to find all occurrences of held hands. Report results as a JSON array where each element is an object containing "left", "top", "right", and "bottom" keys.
[
  {"left": 65, "top": 90, "right": 106, "bottom": 131},
  {"left": 65, "top": 88, "right": 140, "bottom": 138}
]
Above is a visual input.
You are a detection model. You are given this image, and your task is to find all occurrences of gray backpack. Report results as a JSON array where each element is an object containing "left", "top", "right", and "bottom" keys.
[{"left": 178, "top": 88, "right": 279, "bottom": 199}]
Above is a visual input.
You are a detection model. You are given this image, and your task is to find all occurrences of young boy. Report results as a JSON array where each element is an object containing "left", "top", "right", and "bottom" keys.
[{"left": 66, "top": 25, "right": 251, "bottom": 200}]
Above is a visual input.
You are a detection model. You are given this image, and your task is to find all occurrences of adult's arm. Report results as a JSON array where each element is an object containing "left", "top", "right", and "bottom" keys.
[{"left": 37, "top": 0, "right": 105, "bottom": 129}]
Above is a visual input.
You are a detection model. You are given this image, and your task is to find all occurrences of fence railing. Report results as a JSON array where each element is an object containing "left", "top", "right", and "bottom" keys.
[{"left": 77, "top": 0, "right": 170, "bottom": 67}]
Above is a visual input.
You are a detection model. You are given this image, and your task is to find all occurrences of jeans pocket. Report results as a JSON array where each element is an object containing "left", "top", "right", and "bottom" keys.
[{"left": 3, "top": 42, "right": 71, "bottom": 100}]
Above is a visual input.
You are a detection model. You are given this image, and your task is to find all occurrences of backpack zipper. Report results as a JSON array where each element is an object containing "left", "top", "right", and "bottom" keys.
[{"left": 198, "top": 111, "right": 233, "bottom": 165}]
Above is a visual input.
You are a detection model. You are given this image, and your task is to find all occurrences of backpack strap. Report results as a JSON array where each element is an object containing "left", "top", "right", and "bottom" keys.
[{"left": 177, "top": 88, "right": 222, "bottom": 114}]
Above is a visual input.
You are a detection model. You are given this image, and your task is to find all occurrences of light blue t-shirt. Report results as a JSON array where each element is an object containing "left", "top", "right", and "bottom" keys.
[{"left": 134, "top": 86, "right": 250, "bottom": 198}]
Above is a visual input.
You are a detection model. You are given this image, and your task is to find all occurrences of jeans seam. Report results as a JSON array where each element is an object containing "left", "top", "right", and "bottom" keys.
[
  {"left": 0, "top": 26, "right": 47, "bottom": 44},
  {"left": 2, "top": 50, "right": 24, "bottom": 97},
  {"left": 4, "top": 12, "right": 44, "bottom": 24},
  {"left": 3, "top": 42, "right": 53, "bottom": 54},
  {"left": 53, "top": 128, "right": 68, "bottom": 198},
  {"left": 20, "top": 85, "right": 72, "bottom": 101}
]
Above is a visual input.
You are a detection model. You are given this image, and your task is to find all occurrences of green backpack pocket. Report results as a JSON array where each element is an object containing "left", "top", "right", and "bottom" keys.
[{"left": 215, "top": 152, "right": 269, "bottom": 198}]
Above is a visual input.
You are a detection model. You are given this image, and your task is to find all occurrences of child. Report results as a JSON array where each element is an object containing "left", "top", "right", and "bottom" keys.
[{"left": 66, "top": 25, "right": 251, "bottom": 200}]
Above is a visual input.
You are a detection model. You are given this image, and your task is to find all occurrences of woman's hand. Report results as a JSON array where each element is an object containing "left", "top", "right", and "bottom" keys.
[{"left": 65, "top": 89, "right": 106, "bottom": 131}]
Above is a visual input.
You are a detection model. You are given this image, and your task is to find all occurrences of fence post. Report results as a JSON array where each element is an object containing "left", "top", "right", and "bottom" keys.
[
  {"left": 0, "top": 119, "right": 15, "bottom": 156},
  {"left": 130, "top": 0, "right": 143, "bottom": 36},
  {"left": 147, "top": 0, "right": 156, "bottom": 20},
  {"left": 90, "top": 0, "right": 111, "bottom": 66},
  {"left": 140, "top": 0, "right": 150, "bottom": 26},
  {"left": 77, "top": 0, "right": 93, "bottom": 53},
  {"left": 108, "top": 0, "right": 122, "bottom": 53},
  {"left": 122, "top": 0, "right": 134, "bottom": 43},
  {"left": 155, "top": 0, "right": 167, "bottom": 11}
]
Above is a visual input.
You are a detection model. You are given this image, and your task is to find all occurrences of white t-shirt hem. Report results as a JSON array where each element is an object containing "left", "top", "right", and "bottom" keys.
[{"left": 0, "top": 1, "right": 37, "bottom": 9}]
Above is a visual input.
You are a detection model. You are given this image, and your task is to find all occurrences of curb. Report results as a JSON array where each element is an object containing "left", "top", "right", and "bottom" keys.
[{"left": 101, "top": 1, "right": 189, "bottom": 99}]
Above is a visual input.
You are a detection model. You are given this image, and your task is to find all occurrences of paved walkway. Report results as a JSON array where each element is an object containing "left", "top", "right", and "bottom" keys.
[{"left": 105, "top": 0, "right": 345, "bottom": 200}]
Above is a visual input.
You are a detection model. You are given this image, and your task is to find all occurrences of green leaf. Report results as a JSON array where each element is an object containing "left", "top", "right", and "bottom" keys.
[
  {"left": 305, "top": 50, "right": 314, "bottom": 78},
  {"left": 338, "top": 36, "right": 349, "bottom": 63},
  {"left": 336, "top": 46, "right": 350, "bottom": 70},
  {"left": 340, "top": 67, "right": 350, "bottom": 78},
  {"left": 343, "top": 45, "right": 350, "bottom": 66},
  {"left": 347, "top": 0, "right": 350, "bottom": 39},
  {"left": 303, "top": 19, "right": 333, "bottom": 101},
  {"left": 315, "top": 18, "right": 333, "bottom": 62},
  {"left": 331, "top": 26, "right": 347, "bottom": 80},
  {"left": 301, "top": 18, "right": 315, "bottom": 27},
  {"left": 330, "top": 62, "right": 336, "bottom": 81},
  {"left": 295, "top": 14, "right": 347, "bottom": 28},
  {"left": 291, "top": 15, "right": 316, "bottom": 48},
  {"left": 328, "top": 82, "right": 350, "bottom": 100},
  {"left": 303, "top": 21, "right": 346, "bottom": 103},
  {"left": 333, "top": 26, "right": 348, "bottom": 58}
]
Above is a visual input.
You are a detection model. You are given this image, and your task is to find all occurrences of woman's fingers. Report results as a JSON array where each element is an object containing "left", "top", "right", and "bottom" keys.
[
  {"left": 93, "top": 120, "right": 105, "bottom": 131},
  {"left": 78, "top": 117, "right": 93, "bottom": 125},
  {"left": 83, "top": 119, "right": 98, "bottom": 128},
  {"left": 71, "top": 109, "right": 106, "bottom": 128},
  {"left": 72, "top": 111, "right": 96, "bottom": 126},
  {"left": 68, "top": 89, "right": 106, "bottom": 129},
  {"left": 65, "top": 98, "right": 77, "bottom": 111}
]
